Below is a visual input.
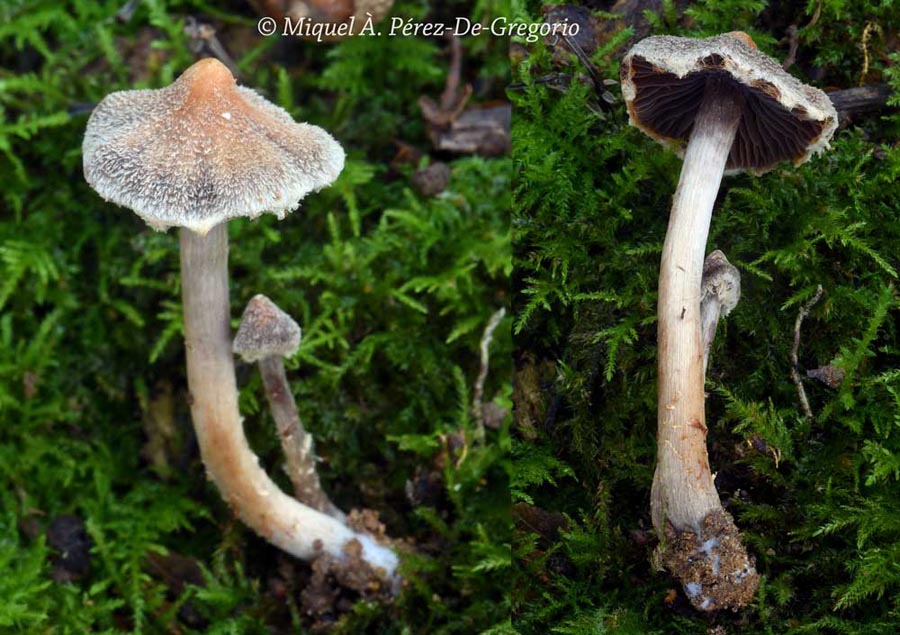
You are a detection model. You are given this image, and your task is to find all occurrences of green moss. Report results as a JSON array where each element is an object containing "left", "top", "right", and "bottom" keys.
[
  {"left": 512, "top": 1, "right": 900, "bottom": 633},
  {"left": 1, "top": 0, "right": 510, "bottom": 632}
]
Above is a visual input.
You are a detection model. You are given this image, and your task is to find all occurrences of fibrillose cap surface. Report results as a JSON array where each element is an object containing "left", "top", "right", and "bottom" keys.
[
  {"left": 234, "top": 294, "right": 302, "bottom": 362},
  {"left": 620, "top": 33, "right": 838, "bottom": 175},
  {"left": 83, "top": 58, "right": 345, "bottom": 234}
]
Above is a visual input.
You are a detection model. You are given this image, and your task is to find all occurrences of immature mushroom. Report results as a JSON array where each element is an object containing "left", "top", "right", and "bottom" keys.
[
  {"left": 83, "top": 58, "right": 398, "bottom": 585},
  {"left": 700, "top": 250, "right": 741, "bottom": 376},
  {"left": 621, "top": 33, "right": 837, "bottom": 610},
  {"left": 234, "top": 294, "right": 345, "bottom": 521}
]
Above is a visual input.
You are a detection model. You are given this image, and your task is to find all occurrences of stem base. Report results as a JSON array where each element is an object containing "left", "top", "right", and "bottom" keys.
[{"left": 659, "top": 510, "right": 759, "bottom": 612}]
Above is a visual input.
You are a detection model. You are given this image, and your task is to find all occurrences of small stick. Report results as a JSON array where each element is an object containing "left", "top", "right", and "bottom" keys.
[
  {"left": 782, "top": 25, "right": 799, "bottom": 71},
  {"left": 562, "top": 33, "right": 605, "bottom": 93},
  {"left": 790, "top": 285, "right": 824, "bottom": 421},
  {"left": 420, "top": 36, "right": 472, "bottom": 128},
  {"left": 859, "top": 22, "right": 882, "bottom": 86},
  {"left": 116, "top": 0, "right": 142, "bottom": 23},
  {"left": 472, "top": 307, "right": 506, "bottom": 443},
  {"left": 184, "top": 17, "right": 241, "bottom": 79},
  {"left": 829, "top": 84, "right": 894, "bottom": 121},
  {"left": 234, "top": 295, "right": 345, "bottom": 521},
  {"left": 440, "top": 36, "right": 464, "bottom": 112}
]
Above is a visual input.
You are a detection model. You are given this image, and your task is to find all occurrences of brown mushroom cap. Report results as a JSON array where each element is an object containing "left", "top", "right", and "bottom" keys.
[
  {"left": 233, "top": 294, "right": 302, "bottom": 363},
  {"left": 620, "top": 33, "right": 838, "bottom": 175},
  {"left": 83, "top": 58, "right": 345, "bottom": 234}
]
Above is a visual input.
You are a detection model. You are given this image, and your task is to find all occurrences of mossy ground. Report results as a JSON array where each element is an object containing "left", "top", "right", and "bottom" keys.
[
  {"left": 512, "top": 1, "right": 900, "bottom": 634},
  {"left": 6, "top": 0, "right": 900, "bottom": 633},
  {"left": 1, "top": 1, "right": 511, "bottom": 633}
]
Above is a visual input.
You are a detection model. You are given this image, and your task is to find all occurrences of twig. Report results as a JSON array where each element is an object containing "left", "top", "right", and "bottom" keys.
[
  {"left": 472, "top": 307, "right": 506, "bottom": 443},
  {"left": 419, "top": 36, "right": 472, "bottom": 129},
  {"left": 809, "top": 0, "right": 823, "bottom": 28},
  {"left": 507, "top": 73, "right": 576, "bottom": 92},
  {"left": 561, "top": 33, "right": 604, "bottom": 93},
  {"left": 184, "top": 17, "right": 241, "bottom": 79},
  {"left": 782, "top": 25, "right": 799, "bottom": 71},
  {"left": 116, "top": 0, "right": 142, "bottom": 23},
  {"left": 790, "top": 285, "right": 824, "bottom": 421},
  {"left": 859, "top": 21, "right": 882, "bottom": 86},
  {"left": 829, "top": 83, "right": 893, "bottom": 120},
  {"left": 440, "top": 36, "right": 464, "bottom": 112}
]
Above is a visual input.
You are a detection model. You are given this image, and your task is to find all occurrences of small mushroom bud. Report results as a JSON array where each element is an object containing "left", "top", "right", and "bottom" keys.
[
  {"left": 233, "top": 294, "right": 302, "bottom": 363},
  {"left": 700, "top": 250, "right": 741, "bottom": 376},
  {"left": 234, "top": 294, "right": 345, "bottom": 521}
]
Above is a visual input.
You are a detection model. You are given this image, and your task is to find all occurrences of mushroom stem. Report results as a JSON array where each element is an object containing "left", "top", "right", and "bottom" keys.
[
  {"left": 179, "top": 224, "right": 398, "bottom": 583},
  {"left": 257, "top": 355, "right": 346, "bottom": 521},
  {"left": 651, "top": 79, "right": 758, "bottom": 611},
  {"left": 700, "top": 289, "right": 724, "bottom": 379},
  {"left": 653, "top": 79, "right": 741, "bottom": 534}
]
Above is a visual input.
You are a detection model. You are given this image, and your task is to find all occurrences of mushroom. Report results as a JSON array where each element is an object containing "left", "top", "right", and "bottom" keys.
[
  {"left": 83, "top": 58, "right": 399, "bottom": 585},
  {"left": 233, "top": 294, "right": 345, "bottom": 521},
  {"left": 700, "top": 250, "right": 741, "bottom": 377},
  {"left": 620, "top": 33, "right": 837, "bottom": 610}
]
